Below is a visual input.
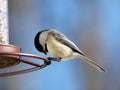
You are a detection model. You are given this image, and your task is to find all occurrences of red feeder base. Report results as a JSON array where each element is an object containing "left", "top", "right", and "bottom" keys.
[{"left": 0, "top": 44, "right": 49, "bottom": 77}]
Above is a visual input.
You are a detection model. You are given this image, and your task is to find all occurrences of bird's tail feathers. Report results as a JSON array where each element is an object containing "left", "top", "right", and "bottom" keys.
[{"left": 76, "top": 54, "right": 105, "bottom": 72}]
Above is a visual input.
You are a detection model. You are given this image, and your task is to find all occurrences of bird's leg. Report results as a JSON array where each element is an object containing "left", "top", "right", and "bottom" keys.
[{"left": 47, "top": 57, "right": 61, "bottom": 62}]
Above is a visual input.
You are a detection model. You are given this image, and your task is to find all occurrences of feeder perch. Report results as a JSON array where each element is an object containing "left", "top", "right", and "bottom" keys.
[
  {"left": 0, "top": 44, "right": 49, "bottom": 77},
  {"left": 0, "top": 0, "right": 49, "bottom": 77}
]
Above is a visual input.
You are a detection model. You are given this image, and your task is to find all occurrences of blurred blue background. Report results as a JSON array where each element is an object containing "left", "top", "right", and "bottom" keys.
[{"left": 0, "top": 0, "right": 120, "bottom": 90}]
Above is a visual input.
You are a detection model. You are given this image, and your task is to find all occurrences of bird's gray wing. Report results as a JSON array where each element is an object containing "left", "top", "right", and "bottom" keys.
[{"left": 54, "top": 34, "right": 85, "bottom": 56}]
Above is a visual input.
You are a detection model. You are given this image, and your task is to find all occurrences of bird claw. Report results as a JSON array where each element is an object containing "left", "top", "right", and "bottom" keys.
[{"left": 44, "top": 60, "right": 51, "bottom": 65}]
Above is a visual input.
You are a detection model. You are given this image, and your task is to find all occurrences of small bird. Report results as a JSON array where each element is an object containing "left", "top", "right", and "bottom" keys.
[{"left": 34, "top": 29, "right": 105, "bottom": 72}]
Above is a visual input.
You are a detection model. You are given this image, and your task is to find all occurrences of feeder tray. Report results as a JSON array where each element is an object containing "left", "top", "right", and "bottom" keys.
[{"left": 0, "top": 44, "right": 49, "bottom": 77}]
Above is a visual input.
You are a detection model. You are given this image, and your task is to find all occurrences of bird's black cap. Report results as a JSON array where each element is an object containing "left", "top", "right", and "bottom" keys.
[{"left": 34, "top": 30, "right": 48, "bottom": 54}]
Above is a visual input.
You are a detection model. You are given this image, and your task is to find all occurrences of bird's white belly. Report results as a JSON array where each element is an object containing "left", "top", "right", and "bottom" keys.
[{"left": 46, "top": 36, "right": 74, "bottom": 60}]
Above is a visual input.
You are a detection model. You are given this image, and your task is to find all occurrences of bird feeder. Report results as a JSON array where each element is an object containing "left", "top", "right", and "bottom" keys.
[{"left": 0, "top": 0, "right": 49, "bottom": 77}]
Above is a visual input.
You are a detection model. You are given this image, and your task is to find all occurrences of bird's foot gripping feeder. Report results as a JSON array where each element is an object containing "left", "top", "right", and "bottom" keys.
[{"left": 0, "top": 44, "right": 50, "bottom": 77}]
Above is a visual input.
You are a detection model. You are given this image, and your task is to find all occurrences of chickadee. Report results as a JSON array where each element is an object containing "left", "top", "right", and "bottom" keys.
[{"left": 34, "top": 29, "right": 105, "bottom": 72}]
